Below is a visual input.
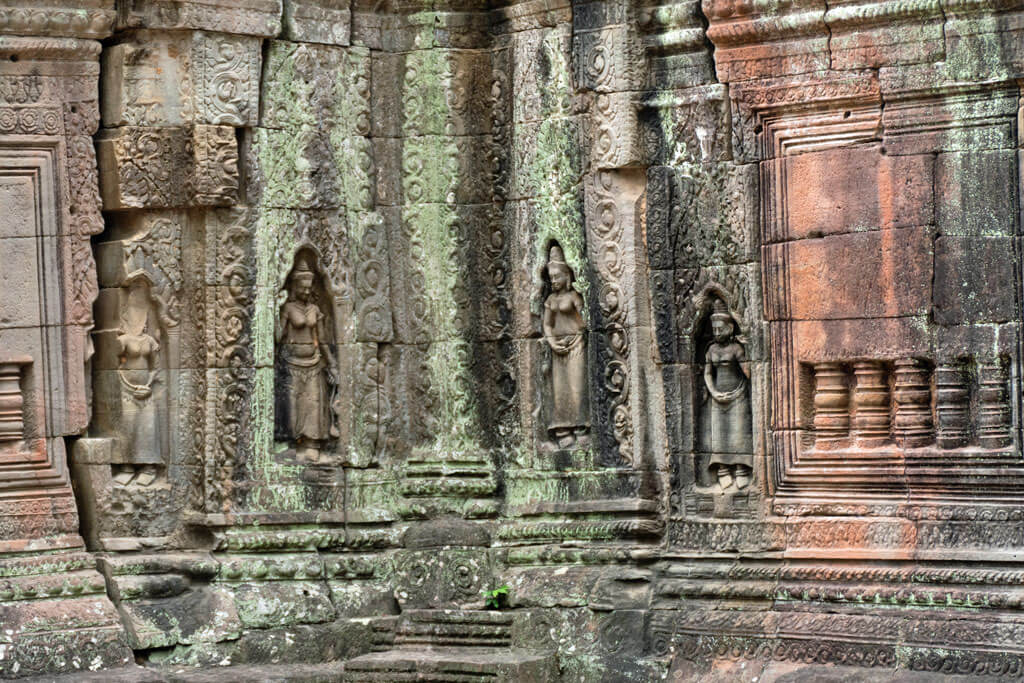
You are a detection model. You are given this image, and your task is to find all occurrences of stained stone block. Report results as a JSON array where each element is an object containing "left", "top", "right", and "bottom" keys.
[
  {"left": 511, "top": 27, "right": 573, "bottom": 125},
  {"left": 393, "top": 549, "right": 491, "bottom": 609},
  {"left": 782, "top": 147, "right": 934, "bottom": 241},
  {"left": 944, "top": 12, "right": 1024, "bottom": 82},
  {"left": 102, "top": 31, "right": 262, "bottom": 128},
  {"left": 574, "top": 25, "right": 642, "bottom": 93},
  {"left": 788, "top": 317, "right": 930, "bottom": 364},
  {"left": 0, "top": 597, "right": 132, "bottom": 678},
  {"left": 509, "top": 118, "right": 584, "bottom": 201},
  {"left": 119, "top": 586, "right": 242, "bottom": 649},
  {"left": 767, "top": 228, "right": 933, "bottom": 321},
  {"left": 230, "top": 581, "right": 336, "bottom": 628},
  {"left": 828, "top": 10, "right": 945, "bottom": 70},
  {"left": 0, "top": 175, "right": 39, "bottom": 238},
  {"left": 936, "top": 150, "right": 1019, "bottom": 237},
  {"left": 0, "top": 237, "right": 43, "bottom": 330},
  {"left": 117, "top": 0, "right": 283, "bottom": 36},
  {"left": 282, "top": 0, "right": 351, "bottom": 45},
  {"left": 934, "top": 236, "right": 1017, "bottom": 325},
  {"left": 261, "top": 40, "right": 370, "bottom": 133}
]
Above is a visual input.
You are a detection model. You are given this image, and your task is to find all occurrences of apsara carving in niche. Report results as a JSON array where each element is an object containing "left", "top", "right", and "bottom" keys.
[
  {"left": 114, "top": 273, "right": 167, "bottom": 487},
  {"left": 700, "top": 297, "right": 753, "bottom": 492},
  {"left": 275, "top": 249, "right": 340, "bottom": 464},
  {"left": 542, "top": 243, "right": 590, "bottom": 449}
]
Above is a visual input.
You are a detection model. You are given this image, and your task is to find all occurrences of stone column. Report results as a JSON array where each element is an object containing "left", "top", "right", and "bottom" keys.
[
  {"left": 812, "top": 362, "right": 850, "bottom": 449},
  {"left": 892, "top": 358, "right": 933, "bottom": 448},
  {"left": 851, "top": 360, "right": 891, "bottom": 448},
  {"left": 0, "top": 358, "right": 29, "bottom": 443},
  {"left": 977, "top": 359, "right": 1013, "bottom": 449},
  {"left": 934, "top": 362, "right": 970, "bottom": 449}
]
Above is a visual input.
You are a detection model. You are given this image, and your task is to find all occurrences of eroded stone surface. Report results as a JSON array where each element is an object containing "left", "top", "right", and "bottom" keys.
[{"left": 3, "top": 0, "right": 1024, "bottom": 680}]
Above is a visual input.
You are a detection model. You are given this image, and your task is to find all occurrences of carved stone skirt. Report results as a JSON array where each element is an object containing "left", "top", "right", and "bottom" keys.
[
  {"left": 707, "top": 392, "right": 753, "bottom": 468},
  {"left": 549, "top": 334, "right": 589, "bottom": 433},
  {"left": 282, "top": 360, "right": 332, "bottom": 442},
  {"left": 119, "top": 369, "right": 162, "bottom": 465}
]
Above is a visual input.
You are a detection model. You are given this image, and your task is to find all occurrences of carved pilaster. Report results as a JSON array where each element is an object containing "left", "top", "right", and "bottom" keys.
[
  {"left": 892, "top": 358, "right": 932, "bottom": 448},
  {"left": 851, "top": 360, "right": 890, "bottom": 448},
  {"left": 977, "top": 359, "right": 1012, "bottom": 449},
  {"left": 934, "top": 362, "right": 970, "bottom": 449},
  {"left": 812, "top": 362, "right": 849, "bottom": 450}
]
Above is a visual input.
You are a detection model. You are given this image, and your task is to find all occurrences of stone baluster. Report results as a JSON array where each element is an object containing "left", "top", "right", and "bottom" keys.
[
  {"left": 934, "top": 362, "right": 970, "bottom": 449},
  {"left": 812, "top": 362, "right": 849, "bottom": 449},
  {"left": 0, "top": 358, "right": 29, "bottom": 443},
  {"left": 852, "top": 360, "right": 890, "bottom": 448},
  {"left": 892, "top": 358, "right": 933, "bottom": 448},
  {"left": 977, "top": 358, "right": 1012, "bottom": 449}
]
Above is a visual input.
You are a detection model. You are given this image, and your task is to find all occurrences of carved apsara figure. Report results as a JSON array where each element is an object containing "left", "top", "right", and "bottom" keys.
[
  {"left": 275, "top": 252, "right": 339, "bottom": 463},
  {"left": 702, "top": 298, "right": 753, "bottom": 491},
  {"left": 543, "top": 244, "right": 589, "bottom": 448},
  {"left": 113, "top": 276, "right": 163, "bottom": 487}
]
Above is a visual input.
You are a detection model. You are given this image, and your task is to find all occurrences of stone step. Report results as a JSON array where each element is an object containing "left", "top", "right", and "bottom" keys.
[
  {"left": 395, "top": 609, "right": 513, "bottom": 648},
  {"left": 342, "top": 647, "right": 557, "bottom": 683}
]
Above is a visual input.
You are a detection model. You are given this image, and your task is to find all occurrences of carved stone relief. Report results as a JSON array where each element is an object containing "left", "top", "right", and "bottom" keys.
[
  {"left": 7, "top": 0, "right": 1024, "bottom": 679},
  {"left": 274, "top": 249, "right": 339, "bottom": 464},
  {"left": 111, "top": 273, "right": 167, "bottom": 486},
  {"left": 698, "top": 298, "right": 753, "bottom": 492},
  {"left": 541, "top": 243, "right": 590, "bottom": 450}
]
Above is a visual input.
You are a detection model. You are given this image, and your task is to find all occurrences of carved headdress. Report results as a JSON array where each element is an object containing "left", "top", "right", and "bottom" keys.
[
  {"left": 546, "top": 244, "right": 571, "bottom": 278},
  {"left": 291, "top": 252, "right": 316, "bottom": 286},
  {"left": 710, "top": 298, "right": 733, "bottom": 324}
]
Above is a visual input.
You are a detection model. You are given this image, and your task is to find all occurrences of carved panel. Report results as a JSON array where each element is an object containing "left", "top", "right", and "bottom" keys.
[{"left": 96, "top": 125, "right": 238, "bottom": 209}]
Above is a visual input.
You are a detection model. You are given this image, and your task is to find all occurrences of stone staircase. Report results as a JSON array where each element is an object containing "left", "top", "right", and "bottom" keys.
[{"left": 343, "top": 609, "right": 557, "bottom": 682}]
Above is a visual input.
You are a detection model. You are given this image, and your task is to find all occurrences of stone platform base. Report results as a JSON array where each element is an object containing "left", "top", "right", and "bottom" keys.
[
  {"left": 671, "top": 659, "right": 1009, "bottom": 683},
  {"left": 343, "top": 648, "right": 558, "bottom": 682}
]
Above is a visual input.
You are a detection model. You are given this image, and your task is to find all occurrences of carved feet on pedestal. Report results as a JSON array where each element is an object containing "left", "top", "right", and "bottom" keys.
[
  {"left": 112, "top": 464, "right": 160, "bottom": 487},
  {"left": 714, "top": 463, "right": 751, "bottom": 493}
]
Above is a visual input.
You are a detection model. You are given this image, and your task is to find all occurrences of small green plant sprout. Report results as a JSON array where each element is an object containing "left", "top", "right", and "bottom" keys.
[{"left": 483, "top": 584, "right": 510, "bottom": 610}]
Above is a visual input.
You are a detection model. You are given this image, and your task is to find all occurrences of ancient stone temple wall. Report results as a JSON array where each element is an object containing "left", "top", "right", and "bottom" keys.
[{"left": 3, "top": 0, "right": 1024, "bottom": 680}]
